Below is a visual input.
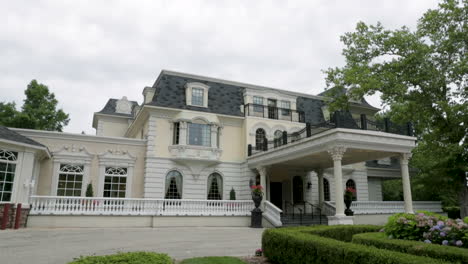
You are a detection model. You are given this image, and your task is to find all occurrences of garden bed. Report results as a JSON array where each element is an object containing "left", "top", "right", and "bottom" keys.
[
  {"left": 352, "top": 232, "right": 468, "bottom": 264},
  {"left": 262, "top": 225, "right": 450, "bottom": 264}
]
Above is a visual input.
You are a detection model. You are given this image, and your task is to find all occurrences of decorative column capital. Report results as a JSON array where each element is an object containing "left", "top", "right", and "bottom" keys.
[
  {"left": 327, "top": 145, "right": 347, "bottom": 161},
  {"left": 399, "top": 153, "right": 412, "bottom": 165},
  {"left": 315, "top": 168, "right": 324, "bottom": 176},
  {"left": 256, "top": 166, "right": 268, "bottom": 177}
]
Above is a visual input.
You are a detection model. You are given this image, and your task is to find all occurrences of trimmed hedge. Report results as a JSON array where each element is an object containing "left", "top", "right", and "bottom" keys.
[
  {"left": 262, "top": 226, "right": 450, "bottom": 264},
  {"left": 352, "top": 232, "right": 468, "bottom": 264},
  {"left": 306, "top": 225, "right": 381, "bottom": 242},
  {"left": 68, "top": 252, "right": 173, "bottom": 264}
]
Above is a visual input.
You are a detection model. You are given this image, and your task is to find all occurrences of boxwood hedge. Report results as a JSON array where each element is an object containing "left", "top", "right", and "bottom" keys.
[
  {"left": 352, "top": 232, "right": 468, "bottom": 264},
  {"left": 262, "top": 225, "right": 450, "bottom": 264},
  {"left": 68, "top": 252, "right": 173, "bottom": 264}
]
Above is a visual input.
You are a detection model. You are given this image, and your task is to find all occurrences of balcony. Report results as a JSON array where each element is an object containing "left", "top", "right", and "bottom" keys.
[{"left": 244, "top": 104, "right": 305, "bottom": 123}]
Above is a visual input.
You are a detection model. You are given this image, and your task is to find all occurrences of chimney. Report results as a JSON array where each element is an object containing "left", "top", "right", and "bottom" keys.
[{"left": 142, "top": 86, "right": 156, "bottom": 104}]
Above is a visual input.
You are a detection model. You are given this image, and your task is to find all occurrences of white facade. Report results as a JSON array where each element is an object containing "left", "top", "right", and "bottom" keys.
[{"left": 0, "top": 70, "right": 439, "bottom": 227}]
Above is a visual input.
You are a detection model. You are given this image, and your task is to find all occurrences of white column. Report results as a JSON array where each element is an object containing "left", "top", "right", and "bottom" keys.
[
  {"left": 316, "top": 169, "right": 324, "bottom": 207},
  {"left": 211, "top": 124, "right": 218, "bottom": 148},
  {"left": 257, "top": 166, "right": 267, "bottom": 203},
  {"left": 328, "top": 146, "right": 347, "bottom": 217},
  {"left": 179, "top": 121, "right": 187, "bottom": 145},
  {"left": 400, "top": 153, "right": 414, "bottom": 214}
]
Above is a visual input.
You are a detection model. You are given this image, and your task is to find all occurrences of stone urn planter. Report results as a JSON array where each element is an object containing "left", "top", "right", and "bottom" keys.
[
  {"left": 251, "top": 185, "right": 264, "bottom": 228},
  {"left": 344, "top": 187, "right": 356, "bottom": 216}
]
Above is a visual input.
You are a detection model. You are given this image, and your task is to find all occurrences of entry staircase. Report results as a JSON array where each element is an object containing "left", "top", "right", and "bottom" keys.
[{"left": 280, "top": 201, "right": 328, "bottom": 227}]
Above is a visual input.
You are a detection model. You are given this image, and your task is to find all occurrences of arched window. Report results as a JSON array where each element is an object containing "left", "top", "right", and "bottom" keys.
[
  {"left": 293, "top": 176, "right": 304, "bottom": 204},
  {"left": 207, "top": 173, "right": 223, "bottom": 200},
  {"left": 255, "top": 128, "right": 266, "bottom": 150},
  {"left": 103, "top": 167, "right": 127, "bottom": 198},
  {"left": 346, "top": 179, "right": 357, "bottom": 201},
  {"left": 274, "top": 130, "right": 282, "bottom": 147},
  {"left": 57, "top": 164, "right": 84, "bottom": 197},
  {"left": 0, "top": 149, "right": 18, "bottom": 202},
  {"left": 165, "top": 170, "right": 183, "bottom": 199},
  {"left": 323, "top": 178, "right": 330, "bottom": 201}
]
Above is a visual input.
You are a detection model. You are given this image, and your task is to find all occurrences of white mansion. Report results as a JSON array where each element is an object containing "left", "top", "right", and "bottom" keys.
[{"left": 0, "top": 70, "right": 442, "bottom": 228}]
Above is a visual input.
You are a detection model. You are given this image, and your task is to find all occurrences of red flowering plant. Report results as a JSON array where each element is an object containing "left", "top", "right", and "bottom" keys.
[
  {"left": 344, "top": 187, "right": 356, "bottom": 202},
  {"left": 251, "top": 185, "right": 264, "bottom": 196}
]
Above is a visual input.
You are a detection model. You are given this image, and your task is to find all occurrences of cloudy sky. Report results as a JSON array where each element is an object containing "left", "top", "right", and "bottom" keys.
[{"left": 1, "top": 0, "right": 439, "bottom": 134}]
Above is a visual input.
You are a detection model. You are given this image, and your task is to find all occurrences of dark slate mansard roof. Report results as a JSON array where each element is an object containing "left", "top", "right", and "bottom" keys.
[
  {"left": 97, "top": 99, "right": 139, "bottom": 117},
  {"left": 0, "top": 126, "right": 45, "bottom": 147},
  {"left": 148, "top": 74, "right": 244, "bottom": 117}
]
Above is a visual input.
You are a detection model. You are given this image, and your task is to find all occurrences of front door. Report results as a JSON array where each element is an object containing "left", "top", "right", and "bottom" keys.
[{"left": 270, "top": 182, "right": 283, "bottom": 210}]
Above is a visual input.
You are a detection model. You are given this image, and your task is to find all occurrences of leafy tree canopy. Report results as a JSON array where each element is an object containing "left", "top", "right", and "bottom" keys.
[
  {"left": 324, "top": 0, "right": 467, "bottom": 214},
  {"left": 0, "top": 80, "right": 70, "bottom": 131}
]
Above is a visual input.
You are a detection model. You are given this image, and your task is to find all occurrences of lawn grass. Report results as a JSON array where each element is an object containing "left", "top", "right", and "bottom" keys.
[{"left": 179, "top": 256, "right": 246, "bottom": 264}]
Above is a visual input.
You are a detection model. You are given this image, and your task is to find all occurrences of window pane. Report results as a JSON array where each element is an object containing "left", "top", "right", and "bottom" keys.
[
  {"left": 6, "top": 164, "right": 15, "bottom": 173},
  {"left": 192, "top": 88, "right": 204, "bottom": 106},
  {"left": 65, "top": 190, "right": 73, "bottom": 196},
  {"left": 5, "top": 173, "right": 14, "bottom": 182},
  {"left": 76, "top": 175, "right": 82, "bottom": 181},
  {"left": 0, "top": 163, "right": 6, "bottom": 172},
  {"left": 57, "top": 189, "right": 65, "bottom": 196},
  {"left": 2, "top": 192, "right": 11, "bottom": 202},
  {"left": 105, "top": 177, "right": 111, "bottom": 183},
  {"left": 74, "top": 190, "right": 81, "bottom": 196}
]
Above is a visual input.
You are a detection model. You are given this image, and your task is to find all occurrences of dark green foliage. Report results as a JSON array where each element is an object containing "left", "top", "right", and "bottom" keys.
[
  {"left": 306, "top": 225, "right": 381, "bottom": 242},
  {"left": 323, "top": 0, "right": 468, "bottom": 216},
  {"left": 353, "top": 232, "right": 468, "bottom": 264},
  {"left": 0, "top": 80, "right": 70, "bottom": 131},
  {"left": 443, "top": 206, "right": 461, "bottom": 219},
  {"left": 262, "top": 226, "right": 448, "bottom": 264},
  {"left": 180, "top": 256, "right": 245, "bottom": 264},
  {"left": 230, "top": 188, "right": 236, "bottom": 200},
  {"left": 68, "top": 252, "right": 173, "bottom": 264},
  {"left": 85, "top": 183, "right": 94, "bottom": 197}
]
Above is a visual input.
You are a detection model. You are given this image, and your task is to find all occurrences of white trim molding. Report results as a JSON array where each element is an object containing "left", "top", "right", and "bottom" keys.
[
  {"left": 51, "top": 145, "right": 94, "bottom": 197},
  {"left": 97, "top": 149, "right": 137, "bottom": 198}
]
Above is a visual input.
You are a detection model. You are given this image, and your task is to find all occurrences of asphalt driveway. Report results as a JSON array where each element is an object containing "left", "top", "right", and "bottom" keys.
[{"left": 0, "top": 227, "right": 264, "bottom": 264}]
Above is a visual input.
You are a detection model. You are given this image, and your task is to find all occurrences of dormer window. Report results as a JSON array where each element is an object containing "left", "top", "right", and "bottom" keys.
[
  {"left": 192, "top": 88, "right": 204, "bottom": 106},
  {"left": 185, "top": 82, "right": 210, "bottom": 108}
]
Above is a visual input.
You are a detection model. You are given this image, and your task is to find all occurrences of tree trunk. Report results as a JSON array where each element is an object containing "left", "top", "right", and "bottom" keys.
[{"left": 459, "top": 175, "right": 468, "bottom": 218}]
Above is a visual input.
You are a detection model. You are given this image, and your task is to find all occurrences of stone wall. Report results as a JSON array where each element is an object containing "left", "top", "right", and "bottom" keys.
[{"left": 0, "top": 204, "right": 30, "bottom": 229}]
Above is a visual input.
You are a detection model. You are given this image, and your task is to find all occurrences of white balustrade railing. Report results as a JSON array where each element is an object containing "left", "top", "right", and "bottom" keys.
[
  {"left": 324, "top": 201, "right": 443, "bottom": 215},
  {"left": 350, "top": 201, "right": 443, "bottom": 215},
  {"left": 29, "top": 196, "right": 254, "bottom": 216},
  {"left": 263, "top": 201, "right": 282, "bottom": 227}
]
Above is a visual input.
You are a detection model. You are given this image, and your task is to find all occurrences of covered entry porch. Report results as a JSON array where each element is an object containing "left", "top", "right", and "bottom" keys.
[{"left": 248, "top": 127, "right": 419, "bottom": 225}]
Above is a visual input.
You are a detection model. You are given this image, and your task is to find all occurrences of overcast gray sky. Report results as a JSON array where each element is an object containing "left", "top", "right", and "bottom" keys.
[{"left": 1, "top": 0, "right": 440, "bottom": 134}]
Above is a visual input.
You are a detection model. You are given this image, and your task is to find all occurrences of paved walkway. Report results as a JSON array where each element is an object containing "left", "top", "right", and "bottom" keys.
[{"left": 0, "top": 227, "right": 264, "bottom": 264}]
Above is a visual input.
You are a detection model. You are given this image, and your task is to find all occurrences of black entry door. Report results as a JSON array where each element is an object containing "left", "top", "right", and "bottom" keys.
[{"left": 270, "top": 182, "right": 283, "bottom": 210}]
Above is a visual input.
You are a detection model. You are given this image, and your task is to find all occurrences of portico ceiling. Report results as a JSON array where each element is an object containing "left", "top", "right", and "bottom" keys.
[{"left": 247, "top": 128, "right": 416, "bottom": 170}]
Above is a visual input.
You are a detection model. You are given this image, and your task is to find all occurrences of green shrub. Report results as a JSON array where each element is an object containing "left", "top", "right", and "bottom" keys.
[
  {"left": 68, "top": 252, "right": 173, "bottom": 264},
  {"left": 352, "top": 232, "right": 468, "bottom": 264},
  {"left": 180, "top": 256, "right": 245, "bottom": 264},
  {"left": 443, "top": 206, "right": 460, "bottom": 219},
  {"left": 384, "top": 212, "right": 447, "bottom": 240},
  {"left": 306, "top": 225, "right": 381, "bottom": 242},
  {"left": 464, "top": 217, "right": 468, "bottom": 224},
  {"left": 262, "top": 226, "right": 449, "bottom": 264},
  {"left": 384, "top": 212, "right": 468, "bottom": 247}
]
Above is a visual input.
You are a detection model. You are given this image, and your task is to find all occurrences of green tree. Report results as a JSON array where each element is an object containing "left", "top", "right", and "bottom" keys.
[
  {"left": 324, "top": 0, "right": 468, "bottom": 215},
  {"left": 85, "top": 183, "right": 94, "bottom": 197},
  {"left": 0, "top": 80, "right": 70, "bottom": 131}
]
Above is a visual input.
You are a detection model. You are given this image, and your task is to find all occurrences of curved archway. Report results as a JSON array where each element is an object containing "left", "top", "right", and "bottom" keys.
[
  {"left": 165, "top": 170, "right": 183, "bottom": 199},
  {"left": 207, "top": 173, "right": 223, "bottom": 200}
]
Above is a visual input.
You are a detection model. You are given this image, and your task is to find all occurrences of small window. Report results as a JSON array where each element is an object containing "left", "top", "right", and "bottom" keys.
[
  {"left": 323, "top": 178, "right": 330, "bottom": 201},
  {"left": 0, "top": 149, "right": 17, "bottom": 202},
  {"left": 188, "top": 123, "right": 211, "bottom": 146},
  {"left": 103, "top": 167, "right": 128, "bottom": 198},
  {"left": 191, "top": 88, "right": 204, "bottom": 106},
  {"left": 173, "top": 122, "right": 180, "bottom": 145},
  {"left": 281, "top": 101, "right": 290, "bottom": 115},
  {"left": 57, "top": 164, "right": 84, "bottom": 197},
  {"left": 207, "top": 173, "right": 223, "bottom": 200},
  {"left": 253, "top": 96, "right": 264, "bottom": 113},
  {"left": 165, "top": 170, "right": 183, "bottom": 199},
  {"left": 274, "top": 130, "right": 283, "bottom": 147}
]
